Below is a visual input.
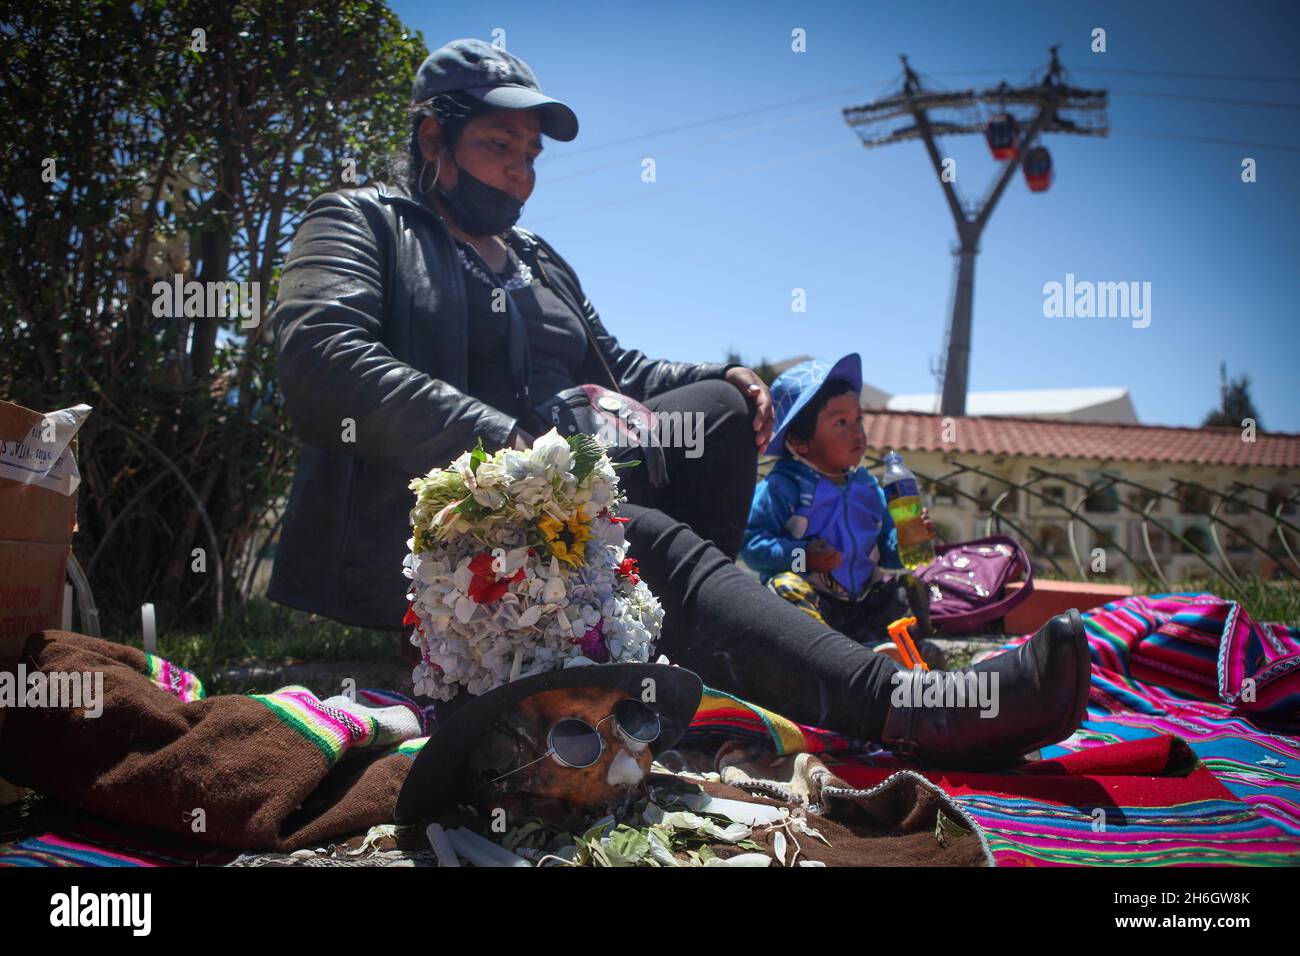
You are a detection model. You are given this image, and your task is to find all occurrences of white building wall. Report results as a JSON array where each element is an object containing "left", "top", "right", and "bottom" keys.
[{"left": 862, "top": 447, "right": 1298, "bottom": 584}]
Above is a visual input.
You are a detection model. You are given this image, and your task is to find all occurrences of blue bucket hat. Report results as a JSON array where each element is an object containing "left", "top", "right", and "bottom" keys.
[{"left": 765, "top": 353, "right": 863, "bottom": 458}]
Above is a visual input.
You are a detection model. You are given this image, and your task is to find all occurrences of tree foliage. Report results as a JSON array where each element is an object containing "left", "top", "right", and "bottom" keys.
[
  {"left": 1202, "top": 362, "right": 1262, "bottom": 430},
  {"left": 0, "top": 0, "right": 428, "bottom": 632},
  {"left": 725, "top": 349, "right": 779, "bottom": 385}
]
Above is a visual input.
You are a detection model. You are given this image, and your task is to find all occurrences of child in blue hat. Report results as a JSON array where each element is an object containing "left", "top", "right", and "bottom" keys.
[{"left": 741, "top": 354, "right": 936, "bottom": 656}]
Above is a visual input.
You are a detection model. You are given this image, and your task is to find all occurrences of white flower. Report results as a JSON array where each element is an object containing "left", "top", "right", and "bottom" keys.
[
  {"left": 497, "top": 546, "right": 529, "bottom": 575},
  {"left": 601, "top": 519, "right": 626, "bottom": 548},
  {"left": 451, "top": 451, "right": 477, "bottom": 487},
  {"left": 474, "top": 458, "right": 509, "bottom": 489},
  {"left": 501, "top": 448, "right": 542, "bottom": 481},
  {"left": 471, "top": 486, "right": 506, "bottom": 509},
  {"left": 433, "top": 498, "right": 466, "bottom": 530},
  {"left": 542, "top": 575, "right": 567, "bottom": 604},
  {"left": 531, "top": 428, "right": 573, "bottom": 476}
]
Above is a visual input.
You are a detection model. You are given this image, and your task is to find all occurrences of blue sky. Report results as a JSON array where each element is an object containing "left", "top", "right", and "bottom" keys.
[{"left": 388, "top": 0, "right": 1299, "bottom": 431}]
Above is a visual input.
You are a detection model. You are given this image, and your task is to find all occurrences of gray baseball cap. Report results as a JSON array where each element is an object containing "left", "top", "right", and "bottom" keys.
[{"left": 411, "top": 38, "right": 578, "bottom": 142}]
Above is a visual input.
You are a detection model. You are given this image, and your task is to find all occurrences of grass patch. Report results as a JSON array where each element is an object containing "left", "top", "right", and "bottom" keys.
[
  {"left": 102, "top": 597, "right": 401, "bottom": 692},
  {"left": 95, "top": 578, "right": 1297, "bottom": 696},
  {"left": 1132, "top": 575, "right": 1300, "bottom": 626},
  {"left": 1031, "top": 569, "right": 1298, "bottom": 625}
]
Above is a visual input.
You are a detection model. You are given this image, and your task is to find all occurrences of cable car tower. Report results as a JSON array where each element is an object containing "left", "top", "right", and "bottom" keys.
[{"left": 843, "top": 47, "right": 1108, "bottom": 416}]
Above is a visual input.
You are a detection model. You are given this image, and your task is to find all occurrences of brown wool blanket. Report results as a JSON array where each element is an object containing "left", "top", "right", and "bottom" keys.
[{"left": 0, "top": 629, "right": 423, "bottom": 852}]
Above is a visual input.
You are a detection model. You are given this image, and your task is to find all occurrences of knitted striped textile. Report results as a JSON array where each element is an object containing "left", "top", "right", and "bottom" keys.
[
  {"left": 144, "top": 652, "right": 205, "bottom": 702},
  {"left": 680, "top": 687, "right": 855, "bottom": 755},
  {"left": 244, "top": 685, "right": 428, "bottom": 765}
]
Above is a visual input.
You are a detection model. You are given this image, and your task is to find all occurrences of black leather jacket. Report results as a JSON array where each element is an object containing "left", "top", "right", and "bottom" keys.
[{"left": 267, "top": 179, "right": 732, "bottom": 629}]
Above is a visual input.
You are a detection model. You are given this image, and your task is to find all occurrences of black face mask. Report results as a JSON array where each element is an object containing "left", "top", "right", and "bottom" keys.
[{"left": 435, "top": 147, "right": 524, "bottom": 236}]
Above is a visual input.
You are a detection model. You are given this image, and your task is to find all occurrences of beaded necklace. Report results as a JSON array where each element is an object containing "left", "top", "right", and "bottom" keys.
[{"left": 456, "top": 240, "right": 535, "bottom": 291}]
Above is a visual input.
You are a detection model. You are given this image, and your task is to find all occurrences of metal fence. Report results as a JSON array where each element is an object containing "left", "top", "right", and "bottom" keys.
[
  {"left": 858, "top": 452, "right": 1300, "bottom": 598},
  {"left": 69, "top": 430, "right": 1298, "bottom": 636}
]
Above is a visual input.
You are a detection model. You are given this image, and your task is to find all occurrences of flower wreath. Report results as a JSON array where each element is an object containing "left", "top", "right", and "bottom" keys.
[{"left": 402, "top": 429, "right": 662, "bottom": 701}]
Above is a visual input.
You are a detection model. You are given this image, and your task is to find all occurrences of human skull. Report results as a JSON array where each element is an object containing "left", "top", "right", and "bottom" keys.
[{"left": 467, "top": 686, "right": 655, "bottom": 818}]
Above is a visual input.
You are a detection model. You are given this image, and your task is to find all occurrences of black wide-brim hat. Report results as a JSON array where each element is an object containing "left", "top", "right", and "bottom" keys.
[{"left": 395, "top": 662, "right": 703, "bottom": 823}]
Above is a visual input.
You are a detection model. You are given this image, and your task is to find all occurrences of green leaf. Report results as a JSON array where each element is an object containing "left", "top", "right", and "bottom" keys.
[
  {"left": 586, "top": 837, "right": 613, "bottom": 867},
  {"left": 645, "top": 828, "right": 681, "bottom": 867},
  {"left": 934, "top": 808, "right": 970, "bottom": 848},
  {"left": 566, "top": 432, "right": 604, "bottom": 482},
  {"left": 453, "top": 497, "right": 489, "bottom": 518},
  {"left": 469, "top": 436, "right": 488, "bottom": 474},
  {"left": 604, "top": 825, "right": 651, "bottom": 865}
]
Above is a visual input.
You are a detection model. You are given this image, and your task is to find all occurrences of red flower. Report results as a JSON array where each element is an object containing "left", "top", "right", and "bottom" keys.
[
  {"left": 467, "top": 551, "right": 524, "bottom": 604},
  {"left": 616, "top": 557, "right": 640, "bottom": 586},
  {"left": 403, "top": 601, "right": 421, "bottom": 627}
]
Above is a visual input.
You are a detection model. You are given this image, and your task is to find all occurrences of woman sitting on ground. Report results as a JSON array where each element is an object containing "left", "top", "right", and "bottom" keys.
[
  {"left": 268, "top": 39, "right": 771, "bottom": 633},
  {"left": 268, "top": 38, "right": 1093, "bottom": 768}
]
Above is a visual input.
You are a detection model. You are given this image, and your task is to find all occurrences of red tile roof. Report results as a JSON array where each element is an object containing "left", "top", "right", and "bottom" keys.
[{"left": 861, "top": 411, "right": 1300, "bottom": 468}]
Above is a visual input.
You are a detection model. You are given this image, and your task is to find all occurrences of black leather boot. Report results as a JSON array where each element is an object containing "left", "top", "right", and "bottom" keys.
[{"left": 879, "top": 609, "right": 1091, "bottom": 769}]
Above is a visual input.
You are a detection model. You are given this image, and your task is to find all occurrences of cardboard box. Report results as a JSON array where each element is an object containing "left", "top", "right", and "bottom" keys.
[
  {"left": 0, "top": 400, "right": 90, "bottom": 641},
  {"left": 0, "top": 400, "right": 89, "bottom": 807}
]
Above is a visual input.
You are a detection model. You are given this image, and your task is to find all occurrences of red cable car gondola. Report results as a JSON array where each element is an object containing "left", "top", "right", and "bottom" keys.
[
  {"left": 984, "top": 113, "right": 1019, "bottom": 161},
  {"left": 1023, "top": 145, "right": 1052, "bottom": 192}
]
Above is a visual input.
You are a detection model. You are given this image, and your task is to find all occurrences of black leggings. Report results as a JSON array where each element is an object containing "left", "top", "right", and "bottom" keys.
[
  {"left": 611, "top": 379, "right": 757, "bottom": 561},
  {"left": 623, "top": 502, "right": 901, "bottom": 742}
]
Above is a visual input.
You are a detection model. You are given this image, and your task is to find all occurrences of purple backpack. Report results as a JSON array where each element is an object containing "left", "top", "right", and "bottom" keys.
[{"left": 914, "top": 535, "right": 1034, "bottom": 634}]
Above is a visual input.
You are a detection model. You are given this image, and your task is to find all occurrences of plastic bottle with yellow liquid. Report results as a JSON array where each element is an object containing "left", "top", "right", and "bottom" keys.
[{"left": 881, "top": 450, "right": 935, "bottom": 570}]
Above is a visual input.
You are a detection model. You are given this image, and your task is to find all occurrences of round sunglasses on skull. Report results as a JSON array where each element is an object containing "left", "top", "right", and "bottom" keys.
[
  {"left": 490, "top": 697, "right": 662, "bottom": 782},
  {"left": 467, "top": 686, "right": 664, "bottom": 813}
]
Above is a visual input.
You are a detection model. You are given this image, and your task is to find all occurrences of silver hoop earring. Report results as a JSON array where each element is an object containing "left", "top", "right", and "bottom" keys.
[{"left": 418, "top": 156, "right": 442, "bottom": 196}]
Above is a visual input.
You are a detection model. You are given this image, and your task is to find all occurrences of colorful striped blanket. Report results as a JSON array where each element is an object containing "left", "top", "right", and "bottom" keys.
[
  {"left": 999, "top": 592, "right": 1300, "bottom": 864},
  {"left": 3, "top": 593, "right": 1296, "bottom": 866},
  {"left": 696, "top": 592, "right": 1300, "bottom": 866}
]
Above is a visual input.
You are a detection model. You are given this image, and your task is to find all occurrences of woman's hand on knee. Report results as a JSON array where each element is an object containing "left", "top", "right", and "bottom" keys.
[{"left": 724, "top": 366, "right": 774, "bottom": 451}]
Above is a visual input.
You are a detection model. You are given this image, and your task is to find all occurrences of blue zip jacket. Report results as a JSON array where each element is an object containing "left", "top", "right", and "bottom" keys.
[{"left": 742, "top": 457, "right": 901, "bottom": 601}]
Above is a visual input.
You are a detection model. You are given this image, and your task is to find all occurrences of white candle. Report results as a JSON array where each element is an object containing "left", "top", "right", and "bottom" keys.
[
  {"left": 141, "top": 603, "right": 156, "bottom": 654},
  {"left": 425, "top": 823, "right": 461, "bottom": 867},
  {"left": 446, "top": 827, "right": 531, "bottom": 867}
]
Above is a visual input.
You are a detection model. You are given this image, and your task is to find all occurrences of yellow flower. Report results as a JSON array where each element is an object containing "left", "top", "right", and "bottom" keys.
[{"left": 538, "top": 509, "right": 593, "bottom": 566}]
